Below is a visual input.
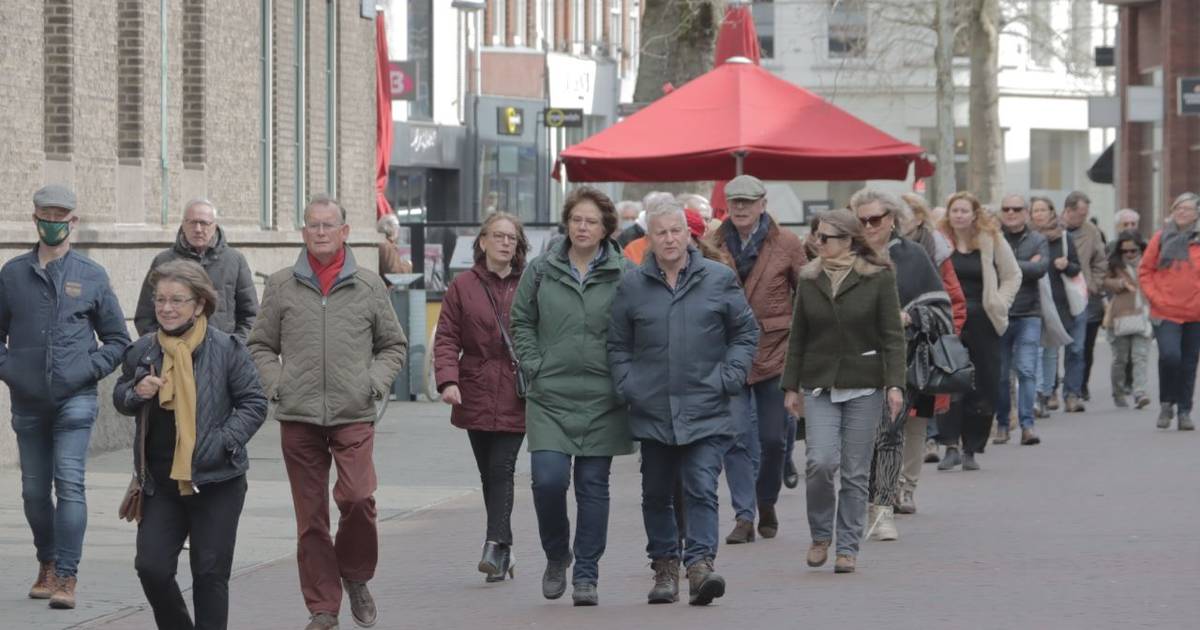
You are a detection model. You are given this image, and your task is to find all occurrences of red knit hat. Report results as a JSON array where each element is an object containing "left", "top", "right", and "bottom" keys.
[{"left": 684, "top": 208, "right": 707, "bottom": 239}]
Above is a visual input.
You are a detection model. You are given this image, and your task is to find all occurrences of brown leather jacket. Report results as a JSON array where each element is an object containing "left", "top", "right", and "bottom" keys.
[{"left": 711, "top": 216, "right": 807, "bottom": 385}]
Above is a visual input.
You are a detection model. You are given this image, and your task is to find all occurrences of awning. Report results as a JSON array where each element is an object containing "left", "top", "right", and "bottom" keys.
[{"left": 1087, "top": 142, "right": 1114, "bottom": 185}]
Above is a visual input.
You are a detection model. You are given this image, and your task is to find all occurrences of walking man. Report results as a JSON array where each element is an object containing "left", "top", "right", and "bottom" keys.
[
  {"left": 0, "top": 184, "right": 130, "bottom": 609},
  {"left": 1061, "top": 191, "right": 1108, "bottom": 410},
  {"left": 608, "top": 199, "right": 759, "bottom": 605},
  {"left": 134, "top": 198, "right": 258, "bottom": 340},
  {"left": 249, "top": 196, "right": 407, "bottom": 630},
  {"left": 995, "top": 194, "right": 1048, "bottom": 444},
  {"left": 712, "top": 175, "right": 806, "bottom": 543}
]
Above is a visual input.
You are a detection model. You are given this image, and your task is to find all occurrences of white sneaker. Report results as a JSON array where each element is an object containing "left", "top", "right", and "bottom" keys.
[{"left": 868, "top": 504, "right": 899, "bottom": 541}]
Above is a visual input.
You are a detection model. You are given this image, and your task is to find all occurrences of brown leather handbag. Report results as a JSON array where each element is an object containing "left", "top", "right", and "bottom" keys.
[{"left": 118, "top": 370, "right": 153, "bottom": 523}]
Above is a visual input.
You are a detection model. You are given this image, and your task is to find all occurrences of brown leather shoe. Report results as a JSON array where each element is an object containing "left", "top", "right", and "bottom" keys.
[
  {"left": 1020, "top": 429, "right": 1041, "bottom": 445},
  {"left": 48, "top": 575, "right": 76, "bottom": 609},
  {"left": 806, "top": 540, "right": 831, "bottom": 567},
  {"left": 29, "top": 561, "right": 55, "bottom": 599},
  {"left": 343, "top": 579, "right": 376, "bottom": 628},
  {"left": 834, "top": 554, "right": 856, "bottom": 573},
  {"left": 725, "top": 518, "right": 755, "bottom": 544},
  {"left": 757, "top": 504, "right": 779, "bottom": 539}
]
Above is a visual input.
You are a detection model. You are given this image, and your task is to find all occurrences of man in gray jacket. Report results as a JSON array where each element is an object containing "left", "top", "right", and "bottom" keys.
[
  {"left": 996, "top": 194, "right": 1049, "bottom": 445},
  {"left": 608, "top": 200, "right": 759, "bottom": 607},
  {"left": 134, "top": 198, "right": 258, "bottom": 340},
  {"left": 0, "top": 185, "right": 130, "bottom": 609},
  {"left": 248, "top": 196, "right": 407, "bottom": 630}
]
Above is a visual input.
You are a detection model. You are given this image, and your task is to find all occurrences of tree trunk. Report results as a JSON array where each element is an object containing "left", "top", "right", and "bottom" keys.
[
  {"left": 623, "top": 0, "right": 724, "bottom": 199},
  {"left": 967, "top": 0, "right": 1003, "bottom": 206},
  {"left": 933, "top": 0, "right": 958, "bottom": 206}
]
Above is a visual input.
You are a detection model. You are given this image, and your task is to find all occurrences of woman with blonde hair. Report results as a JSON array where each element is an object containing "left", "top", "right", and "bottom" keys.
[{"left": 935, "top": 192, "right": 1021, "bottom": 471}]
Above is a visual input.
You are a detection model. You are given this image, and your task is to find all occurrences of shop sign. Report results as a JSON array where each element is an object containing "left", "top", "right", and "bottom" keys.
[
  {"left": 497, "top": 106, "right": 524, "bottom": 136},
  {"left": 543, "top": 108, "right": 584, "bottom": 128},
  {"left": 389, "top": 61, "right": 417, "bottom": 101},
  {"left": 1181, "top": 77, "right": 1200, "bottom": 116}
]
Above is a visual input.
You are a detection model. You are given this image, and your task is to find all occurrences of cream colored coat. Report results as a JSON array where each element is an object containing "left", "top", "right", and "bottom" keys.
[{"left": 975, "top": 230, "right": 1023, "bottom": 335}]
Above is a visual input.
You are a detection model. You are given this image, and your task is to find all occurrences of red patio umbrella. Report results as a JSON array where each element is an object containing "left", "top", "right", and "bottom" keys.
[
  {"left": 712, "top": 3, "right": 761, "bottom": 218},
  {"left": 554, "top": 60, "right": 933, "bottom": 184}
]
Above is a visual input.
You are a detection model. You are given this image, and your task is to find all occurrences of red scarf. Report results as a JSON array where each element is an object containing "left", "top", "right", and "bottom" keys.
[{"left": 307, "top": 248, "right": 346, "bottom": 295}]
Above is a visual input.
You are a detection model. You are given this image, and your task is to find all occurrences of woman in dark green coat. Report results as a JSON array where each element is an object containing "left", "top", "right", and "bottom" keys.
[{"left": 510, "top": 186, "right": 633, "bottom": 606}]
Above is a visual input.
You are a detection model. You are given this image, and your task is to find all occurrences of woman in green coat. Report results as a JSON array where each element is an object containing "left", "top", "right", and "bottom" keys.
[{"left": 510, "top": 186, "right": 633, "bottom": 607}]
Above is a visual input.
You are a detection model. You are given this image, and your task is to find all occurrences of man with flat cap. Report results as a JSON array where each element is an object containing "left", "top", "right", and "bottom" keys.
[
  {"left": 0, "top": 185, "right": 130, "bottom": 609},
  {"left": 710, "top": 175, "right": 806, "bottom": 544}
]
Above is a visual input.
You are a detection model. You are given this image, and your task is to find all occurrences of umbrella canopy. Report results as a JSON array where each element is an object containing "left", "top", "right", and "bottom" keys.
[
  {"left": 555, "top": 60, "right": 933, "bottom": 183},
  {"left": 715, "top": 4, "right": 760, "bottom": 65}
]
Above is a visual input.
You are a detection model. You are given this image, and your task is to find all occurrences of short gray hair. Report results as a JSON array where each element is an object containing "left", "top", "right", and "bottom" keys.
[
  {"left": 1171, "top": 192, "right": 1199, "bottom": 211},
  {"left": 616, "top": 200, "right": 642, "bottom": 217},
  {"left": 848, "top": 188, "right": 910, "bottom": 225},
  {"left": 642, "top": 191, "right": 675, "bottom": 212},
  {"left": 183, "top": 197, "right": 218, "bottom": 219},
  {"left": 644, "top": 196, "right": 686, "bottom": 228},
  {"left": 376, "top": 213, "right": 400, "bottom": 236},
  {"left": 305, "top": 194, "right": 346, "bottom": 224},
  {"left": 1114, "top": 208, "right": 1140, "bottom": 225},
  {"left": 677, "top": 193, "right": 713, "bottom": 220}
]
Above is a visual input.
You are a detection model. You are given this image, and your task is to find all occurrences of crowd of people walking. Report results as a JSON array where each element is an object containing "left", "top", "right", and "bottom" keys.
[{"left": 0, "top": 180, "right": 1197, "bottom": 628}]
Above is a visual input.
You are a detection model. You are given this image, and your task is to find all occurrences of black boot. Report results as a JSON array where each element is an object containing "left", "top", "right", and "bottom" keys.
[
  {"left": 479, "top": 541, "right": 501, "bottom": 577},
  {"left": 486, "top": 544, "right": 515, "bottom": 583}
]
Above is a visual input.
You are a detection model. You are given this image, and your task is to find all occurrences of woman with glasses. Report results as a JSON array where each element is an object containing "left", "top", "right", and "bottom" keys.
[
  {"left": 433, "top": 212, "right": 530, "bottom": 582},
  {"left": 781, "top": 209, "right": 906, "bottom": 574},
  {"left": 1029, "top": 196, "right": 1082, "bottom": 417},
  {"left": 1103, "top": 231, "right": 1152, "bottom": 410},
  {"left": 510, "top": 186, "right": 633, "bottom": 606},
  {"left": 936, "top": 192, "right": 1021, "bottom": 471},
  {"left": 113, "top": 260, "right": 268, "bottom": 630},
  {"left": 1139, "top": 192, "right": 1200, "bottom": 430}
]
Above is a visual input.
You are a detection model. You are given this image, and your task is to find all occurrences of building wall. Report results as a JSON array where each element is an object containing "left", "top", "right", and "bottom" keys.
[{"left": 0, "top": 1, "right": 382, "bottom": 467}]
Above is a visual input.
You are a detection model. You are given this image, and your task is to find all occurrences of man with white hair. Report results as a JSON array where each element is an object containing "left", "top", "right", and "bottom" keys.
[
  {"left": 617, "top": 200, "right": 647, "bottom": 247},
  {"left": 1114, "top": 209, "right": 1140, "bottom": 236},
  {"left": 134, "top": 198, "right": 258, "bottom": 340}
]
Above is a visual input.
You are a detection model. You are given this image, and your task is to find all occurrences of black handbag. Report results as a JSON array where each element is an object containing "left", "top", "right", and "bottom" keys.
[
  {"left": 481, "top": 282, "right": 528, "bottom": 399},
  {"left": 907, "top": 331, "right": 975, "bottom": 395}
]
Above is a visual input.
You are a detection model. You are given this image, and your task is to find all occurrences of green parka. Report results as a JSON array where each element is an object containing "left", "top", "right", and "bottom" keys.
[{"left": 510, "top": 238, "right": 634, "bottom": 456}]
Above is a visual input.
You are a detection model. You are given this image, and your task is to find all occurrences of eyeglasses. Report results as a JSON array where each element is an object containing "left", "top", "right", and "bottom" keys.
[
  {"left": 1120, "top": 248, "right": 1140, "bottom": 255},
  {"left": 154, "top": 296, "right": 196, "bottom": 308},
  {"left": 489, "top": 232, "right": 518, "bottom": 244},
  {"left": 303, "top": 222, "right": 344, "bottom": 233},
  {"left": 568, "top": 216, "right": 601, "bottom": 228},
  {"left": 858, "top": 212, "right": 891, "bottom": 228},
  {"left": 184, "top": 219, "right": 215, "bottom": 228},
  {"left": 817, "top": 233, "right": 850, "bottom": 244},
  {"left": 1000, "top": 206, "right": 1026, "bottom": 213}
]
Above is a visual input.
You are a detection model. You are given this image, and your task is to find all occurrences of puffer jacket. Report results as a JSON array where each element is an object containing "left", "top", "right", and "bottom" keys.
[
  {"left": 1139, "top": 230, "right": 1200, "bottom": 324},
  {"left": 134, "top": 226, "right": 259, "bottom": 340},
  {"left": 607, "top": 247, "right": 759, "bottom": 446},
  {"left": 711, "top": 216, "right": 807, "bottom": 384},
  {"left": 0, "top": 248, "right": 129, "bottom": 411},
  {"left": 248, "top": 246, "right": 408, "bottom": 426},
  {"left": 113, "top": 328, "right": 268, "bottom": 495}
]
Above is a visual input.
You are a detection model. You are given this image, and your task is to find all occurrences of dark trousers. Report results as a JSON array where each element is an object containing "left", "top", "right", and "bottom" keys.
[
  {"left": 1083, "top": 319, "right": 1102, "bottom": 396},
  {"left": 938, "top": 305, "right": 1000, "bottom": 454},
  {"left": 135, "top": 475, "right": 247, "bottom": 630},
  {"left": 280, "top": 421, "right": 378, "bottom": 616},
  {"left": 752, "top": 376, "right": 789, "bottom": 508},
  {"left": 640, "top": 436, "right": 729, "bottom": 567},
  {"left": 530, "top": 451, "right": 612, "bottom": 585},
  {"left": 1155, "top": 321, "right": 1200, "bottom": 414},
  {"left": 467, "top": 430, "right": 524, "bottom": 544}
]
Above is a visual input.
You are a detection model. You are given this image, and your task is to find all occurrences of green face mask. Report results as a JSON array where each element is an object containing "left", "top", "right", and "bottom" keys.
[{"left": 36, "top": 218, "right": 72, "bottom": 246}]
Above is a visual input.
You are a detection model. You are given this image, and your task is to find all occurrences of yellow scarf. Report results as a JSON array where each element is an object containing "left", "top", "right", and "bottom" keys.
[
  {"left": 822, "top": 252, "right": 858, "bottom": 297},
  {"left": 156, "top": 315, "right": 208, "bottom": 495}
]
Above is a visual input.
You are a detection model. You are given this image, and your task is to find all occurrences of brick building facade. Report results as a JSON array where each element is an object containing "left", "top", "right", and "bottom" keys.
[{"left": 0, "top": 1, "right": 382, "bottom": 464}]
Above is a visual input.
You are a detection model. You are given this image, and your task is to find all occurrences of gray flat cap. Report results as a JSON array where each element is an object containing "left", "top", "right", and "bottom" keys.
[
  {"left": 33, "top": 184, "right": 77, "bottom": 212},
  {"left": 725, "top": 175, "right": 766, "bottom": 201}
]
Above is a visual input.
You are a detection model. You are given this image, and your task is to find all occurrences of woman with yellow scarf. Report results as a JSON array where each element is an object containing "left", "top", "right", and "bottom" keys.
[{"left": 114, "top": 260, "right": 267, "bottom": 630}]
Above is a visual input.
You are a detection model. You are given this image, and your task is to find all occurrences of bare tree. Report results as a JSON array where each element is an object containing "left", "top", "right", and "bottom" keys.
[
  {"left": 967, "top": 0, "right": 1003, "bottom": 205},
  {"left": 933, "top": 0, "right": 958, "bottom": 205}
]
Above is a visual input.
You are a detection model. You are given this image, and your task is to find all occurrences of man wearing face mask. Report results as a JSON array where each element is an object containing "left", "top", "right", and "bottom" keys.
[
  {"left": 133, "top": 198, "right": 258, "bottom": 341},
  {"left": 0, "top": 184, "right": 131, "bottom": 609}
]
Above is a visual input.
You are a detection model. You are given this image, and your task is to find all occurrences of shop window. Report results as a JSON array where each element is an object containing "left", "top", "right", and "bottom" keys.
[
  {"left": 828, "top": 0, "right": 867, "bottom": 59},
  {"left": 1030, "top": 129, "right": 1085, "bottom": 191}
]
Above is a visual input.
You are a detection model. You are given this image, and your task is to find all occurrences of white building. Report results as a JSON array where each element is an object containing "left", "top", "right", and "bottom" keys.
[{"left": 754, "top": 0, "right": 1118, "bottom": 227}]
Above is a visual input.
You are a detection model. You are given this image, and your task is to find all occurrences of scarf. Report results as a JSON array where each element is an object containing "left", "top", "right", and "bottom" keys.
[
  {"left": 1036, "top": 221, "right": 1063, "bottom": 242},
  {"left": 157, "top": 315, "right": 208, "bottom": 495},
  {"left": 307, "top": 247, "right": 346, "bottom": 295},
  {"left": 725, "top": 213, "right": 770, "bottom": 281},
  {"left": 1158, "top": 219, "right": 1199, "bottom": 268},
  {"left": 821, "top": 252, "right": 857, "bottom": 297}
]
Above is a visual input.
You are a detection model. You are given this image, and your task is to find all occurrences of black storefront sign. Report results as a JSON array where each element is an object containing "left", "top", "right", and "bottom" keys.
[
  {"left": 497, "top": 106, "right": 525, "bottom": 136},
  {"left": 1181, "top": 77, "right": 1200, "bottom": 116},
  {"left": 543, "top": 108, "right": 584, "bottom": 128}
]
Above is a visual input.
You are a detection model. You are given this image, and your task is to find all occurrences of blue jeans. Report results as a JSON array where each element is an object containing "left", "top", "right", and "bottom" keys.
[
  {"left": 11, "top": 394, "right": 99, "bottom": 578},
  {"left": 530, "top": 451, "right": 612, "bottom": 585},
  {"left": 640, "top": 436, "right": 729, "bottom": 567},
  {"left": 1062, "top": 312, "right": 1089, "bottom": 397},
  {"left": 1037, "top": 345, "right": 1059, "bottom": 397},
  {"left": 804, "top": 390, "right": 881, "bottom": 557},
  {"left": 722, "top": 387, "right": 760, "bottom": 521},
  {"left": 996, "top": 316, "right": 1041, "bottom": 430},
  {"left": 1154, "top": 321, "right": 1200, "bottom": 414}
]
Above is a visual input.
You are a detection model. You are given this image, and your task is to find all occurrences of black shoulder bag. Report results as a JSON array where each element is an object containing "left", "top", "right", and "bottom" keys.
[{"left": 480, "top": 282, "right": 528, "bottom": 399}]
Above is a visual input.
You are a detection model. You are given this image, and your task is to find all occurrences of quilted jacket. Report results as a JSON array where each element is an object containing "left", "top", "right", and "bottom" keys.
[{"left": 248, "top": 246, "right": 408, "bottom": 426}]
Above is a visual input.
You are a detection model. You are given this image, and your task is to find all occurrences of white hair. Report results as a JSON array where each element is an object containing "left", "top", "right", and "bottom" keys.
[
  {"left": 616, "top": 200, "right": 642, "bottom": 218},
  {"left": 645, "top": 196, "right": 686, "bottom": 229},
  {"left": 1114, "top": 208, "right": 1140, "bottom": 225},
  {"left": 376, "top": 213, "right": 400, "bottom": 236},
  {"left": 183, "top": 197, "right": 218, "bottom": 219},
  {"left": 848, "top": 188, "right": 909, "bottom": 225},
  {"left": 677, "top": 193, "right": 713, "bottom": 221}
]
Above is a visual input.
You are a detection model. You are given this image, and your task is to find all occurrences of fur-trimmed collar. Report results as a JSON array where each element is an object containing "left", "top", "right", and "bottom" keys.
[{"left": 799, "top": 255, "right": 886, "bottom": 280}]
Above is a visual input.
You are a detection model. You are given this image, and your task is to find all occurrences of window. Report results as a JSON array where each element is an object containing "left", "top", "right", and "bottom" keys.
[
  {"left": 514, "top": 0, "right": 526, "bottom": 46},
  {"left": 828, "top": 0, "right": 867, "bottom": 58},
  {"left": 409, "top": 0, "right": 432, "bottom": 119},
  {"left": 919, "top": 127, "right": 970, "bottom": 200},
  {"left": 117, "top": 0, "right": 143, "bottom": 162},
  {"left": 573, "top": 0, "right": 585, "bottom": 51},
  {"left": 1030, "top": 129, "right": 1086, "bottom": 191},
  {"left": 610, "top": 2, "right": 621, "bottom": 59},
  {"left": 753, "top": 0, "right": 774, "bottom": 59},
  {"left": 490, "top": 0, "right": 507, "bottom": 46}
]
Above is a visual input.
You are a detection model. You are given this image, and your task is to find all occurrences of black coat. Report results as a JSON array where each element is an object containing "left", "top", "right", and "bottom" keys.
[{"left": 113, "top": 328, "right": 268, "bottom": 495}]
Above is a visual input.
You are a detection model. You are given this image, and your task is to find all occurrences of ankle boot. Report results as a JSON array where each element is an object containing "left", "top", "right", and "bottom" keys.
[
  {"left": 48, "top": 575, "right": 76, "bottom": 610},
  {"left": 486, "top": 544, "right": 515, "bottom": 583},
  {"left": 757, "top": 504, "right": 779, "bottom": 539},
  {"left": 937, "top": 446, "right": 961, "bottom": 471},
  {"left": 29, "top": 561, "right": 55, "bottom": 599},
  {"left": 647, "top": 557, "right": 680, "bottom": 604}
]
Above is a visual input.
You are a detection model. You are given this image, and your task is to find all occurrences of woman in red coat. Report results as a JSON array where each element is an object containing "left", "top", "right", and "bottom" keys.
[{"left": 434, "top": 212, "right": 529, "bottom": 581}]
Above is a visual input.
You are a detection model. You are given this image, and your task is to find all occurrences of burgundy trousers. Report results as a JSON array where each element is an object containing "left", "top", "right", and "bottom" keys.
[{"left": 280, "top": 421, "right": 378, "bottom": 615}]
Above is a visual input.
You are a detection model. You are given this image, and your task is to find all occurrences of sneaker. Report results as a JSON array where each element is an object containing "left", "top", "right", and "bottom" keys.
[
  {"left": 806, "top": 541, "right": 831, "bottom": 567},
  {"left": 937, "top": 446, "right": 961, "bottom": 471},
  {"left": 868, "top": 504, "right": 898, "bottom": 541},
  {"left": 1020, "top": 429, "right": 1041, "bottom": 446},
  {"left": 685, "top": 558, "right": 725, "bottom": 606},
  {"left": 647, "top": 558, "right": 680, "bottom": 604},
  {"left": 834, "top": 554, "right": 856, "bottom": 573},
  {"left": 572, "top": 582, "right": 598, "bottom": 606},
  {"left": 305, "top": 613, "right": 340, "bottom": 630},
  {"left": 1034, "top": 398, "right": 1049, "bottom": 419},
  {"left": 1135, "top": 393, "right": 1151, "bottom": 409},
  {"left": 897, "top": 487, "right": 917, "bottom": 515},
  {"left": 29, "top": 561, "right": 55, "bottom": 599},
  {"left": 962, "top": 451, "right": 980, "bottom": 471},
  {"left": 725, "top": 518, "right": 755, "bottom": 544},
  {"left": 757, "top": 504, "right": 778, "bottom": 539},
  {"left": 542, "top": 555, "right": 572, "bottom": 600},
  {"left": 1064, "top": 395, "right": 1086, "bottom": 413},
  {"left": 48, "top": 575, "right": 76, "bottom": 610},
  {"left": 1158, "top": 404, "right": 1174, "bottom": 429},
  {"left": 923, "top": 439, "right": 940, "bottom": 463},
  {"left": 1046, "top": 394, "right": 1061, "bottom": 411},
  {"left": 1179, "top": 412, "right": 1195, "bottom": 431},
  {"left": 342, "top": 579, "right": 376, "bottom": 628},
  {"left": 1114, "top": 395, "right": 1129, "bottom": 408},
  {"left": 992, "top": 427, "right": 1010, "bottom": 445}
]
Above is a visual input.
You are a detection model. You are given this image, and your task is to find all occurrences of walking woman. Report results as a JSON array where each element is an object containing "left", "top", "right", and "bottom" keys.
[
  {"left": 936, "top": 192, "right": 1021, "bottom": 471},
  {"left": 1139, "top": 192, "right": 1200, "bottom": 430},
  {"left": 510, "top": 186, "right": 634, "bottom": 606},
  {"left": 434, "top": 212, "right": 529, "bottom": 582},
  {"left": 113, "top": 260, "right": 268, "bottom": 630},
  {"left": 781, "top": 209, "right": 906, "bottom": 574},
  {"left": 1103, "top": 230, "right": 1153, "bottom": 410},
  {"left": 1029, "top": 196, "right": 1081, "bottom": 417}
]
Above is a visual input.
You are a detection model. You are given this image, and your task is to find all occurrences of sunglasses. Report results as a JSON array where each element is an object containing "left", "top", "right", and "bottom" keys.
[
  {"left": 1000, "top": 206, "right": 1026, "bottom": 213},
  {"left": 817, "top": 233, "right": 850, "bottom": 244},
  {"left": 858, "top": 213, "right": 890, "bottom": 228},
  {"left": 1120, "top": 248, "right": 1140, "bottom": 255}
]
